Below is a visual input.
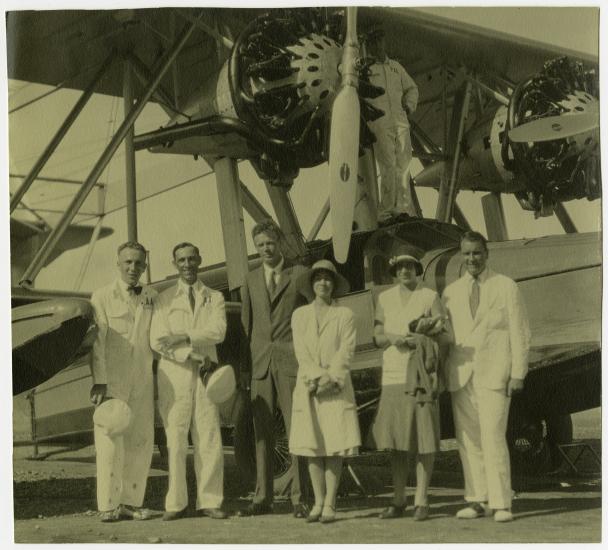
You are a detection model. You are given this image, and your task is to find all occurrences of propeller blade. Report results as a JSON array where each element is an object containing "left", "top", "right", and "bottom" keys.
[
  {"left": 329, "top": 7, "right": 360, "bottom": 264},
  {"left": 509, "top": 112, "right": 599, "bottom": 143}
]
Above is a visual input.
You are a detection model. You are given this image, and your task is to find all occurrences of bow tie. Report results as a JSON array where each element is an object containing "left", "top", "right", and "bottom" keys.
[{"left": 127, "top": 285, "right": 143, "bottom": 296}]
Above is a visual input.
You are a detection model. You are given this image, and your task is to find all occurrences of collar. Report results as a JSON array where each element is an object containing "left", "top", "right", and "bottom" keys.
[
  {"left": 176, "top": 278, "right": 204, "bottom": 296},
  {"left": 374, "top": 55, "right": 390, "bottom": 65},
  {"left": 263, "top": 256, "right": 284, "bottom": 277},
  {"left": 115, "top": 278, "right": 142, "bottom": 299},
  {"left": 465, "top": 267, "right": 490, "bottom": 284}
]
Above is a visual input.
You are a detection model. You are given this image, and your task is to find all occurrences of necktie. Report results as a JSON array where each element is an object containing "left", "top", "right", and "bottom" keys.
[
  {"left": 127, "top": 285, "right": 142, "bottom": 296},
  {"left": 470, "top": 278, "right": 480, "bottom": 318},
  {"left": 188, "top": 285, "right": 196, "bottom": 313},
  {"left": 268, "top": 270, "right": 277, "bottom": 296}
]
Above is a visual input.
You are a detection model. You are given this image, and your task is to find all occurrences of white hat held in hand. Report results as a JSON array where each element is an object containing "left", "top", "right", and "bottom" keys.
[{"left": 93, "top": 398, "right": 132, "bottom": 437}]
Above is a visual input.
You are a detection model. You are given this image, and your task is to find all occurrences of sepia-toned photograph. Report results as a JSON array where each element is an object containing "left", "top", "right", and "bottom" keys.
[{"left": 7, "top": 3, "right": 601, "bottom": 544}]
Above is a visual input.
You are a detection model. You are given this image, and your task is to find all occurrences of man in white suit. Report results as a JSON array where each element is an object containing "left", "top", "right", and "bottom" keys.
[
  {"left": 442, "top": 231, "right": 531, "bottom": 523},
  {"left": 90, "top": 241, "right": 157, "bottom": 522},
  {"left": 150, "top": 242, "right": 227, "bottom": 520}
]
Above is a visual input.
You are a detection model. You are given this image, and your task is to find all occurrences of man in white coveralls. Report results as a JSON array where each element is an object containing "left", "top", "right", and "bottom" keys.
[
  {"left": 366, "top": 25, "right": 419, "bottom": 220},
  {"left": 90, "top": 241, "right": 157, "bottom": 522},
  {"left": 150, "top": 242, "right": 228, "bottom": 520}
]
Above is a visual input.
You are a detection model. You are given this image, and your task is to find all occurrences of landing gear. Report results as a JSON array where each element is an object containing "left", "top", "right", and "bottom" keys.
[{"left": 508, "top": 413, "right": 573, "bottom": 475}]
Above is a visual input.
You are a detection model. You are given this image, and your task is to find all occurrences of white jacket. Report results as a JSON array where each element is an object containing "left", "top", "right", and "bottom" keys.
[
  {"left": 442, "top": 268, "right": 531, "bottom": 392},
  {"left": 91, "top": 280, "right": 157, "bottom": 399},
  {"left": 150, "top": 279, "right": 226, "bottom": 366}
]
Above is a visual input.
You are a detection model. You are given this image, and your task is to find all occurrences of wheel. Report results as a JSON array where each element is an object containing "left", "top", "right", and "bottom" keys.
[{"left": 545, "top": 414, "right": 573, "bottom": 470}]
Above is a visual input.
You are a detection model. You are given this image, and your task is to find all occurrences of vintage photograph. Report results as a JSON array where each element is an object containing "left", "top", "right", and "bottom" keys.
[{"left": 8, "top": 4, "right": 601, "bottom": 544}]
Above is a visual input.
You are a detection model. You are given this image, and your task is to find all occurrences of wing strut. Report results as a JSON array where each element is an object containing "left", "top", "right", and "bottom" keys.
[
  {"left": 9, "top": 54, "right": 114, "bottom": 214},
  {"left": 19, "top": 14, "right": 203, "bottom": 287},
  {"left": 435, "top": 79, "right": 473, "bottom": 223}
]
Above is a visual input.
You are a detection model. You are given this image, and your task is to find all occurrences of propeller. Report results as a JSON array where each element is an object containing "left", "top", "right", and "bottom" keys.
[
  {"left": 329, "top": 7, "right": 360, "bottom": 264},
  {"left": 509, "top": 111, "right": 599, "bottom": 143}
]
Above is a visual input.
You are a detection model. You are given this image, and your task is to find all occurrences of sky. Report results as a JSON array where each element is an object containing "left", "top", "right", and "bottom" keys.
[{"left": 6, "top": 5, "right": 602, "bottom": 292}]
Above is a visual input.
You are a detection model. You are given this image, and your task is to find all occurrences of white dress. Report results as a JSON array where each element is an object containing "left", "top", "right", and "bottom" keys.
[
  {"left": 289, "top": 302, "right": 361, "bottom": 457},
  {"left": 369, "top": 283, "right": 443, "bottom": 453}
]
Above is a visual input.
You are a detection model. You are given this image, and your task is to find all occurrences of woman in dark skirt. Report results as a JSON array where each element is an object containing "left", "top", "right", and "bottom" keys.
[{"left": 369, "top": 245, "right": 452, "bottom": 521}]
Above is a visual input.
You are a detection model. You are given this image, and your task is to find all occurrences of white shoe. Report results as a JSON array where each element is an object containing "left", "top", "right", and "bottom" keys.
[
  {"left": 494, "top": 509, "right": 513, "bottom": 522},
  {"left": 456, "top": 502, "right": 491, "bottom": 519}
]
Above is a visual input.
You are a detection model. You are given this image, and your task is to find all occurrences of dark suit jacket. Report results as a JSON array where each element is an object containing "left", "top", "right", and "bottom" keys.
[{"left": 240, "top": 260, "right": 308, "bottom": 380}]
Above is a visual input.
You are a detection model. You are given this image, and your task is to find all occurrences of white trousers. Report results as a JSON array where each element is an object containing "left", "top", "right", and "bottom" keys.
[
  {"left": 95, "top": 379, "right": 154, "bottom": 512},
  {"left": 371, "top": 124, "right": 416, "bottom": 218},
  {"left": 451, "top": 379, "right": 512, "bottom": 509},
  {"left": 157, "top": 360, "right": 224, "bottom": 512}
]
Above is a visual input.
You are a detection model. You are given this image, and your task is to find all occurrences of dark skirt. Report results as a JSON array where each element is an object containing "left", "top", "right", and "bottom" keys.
[{"left": 368, "top": 384, "right": 440, "bottom": 454}]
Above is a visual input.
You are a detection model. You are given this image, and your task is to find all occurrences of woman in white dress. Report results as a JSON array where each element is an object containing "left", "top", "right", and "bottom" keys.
[
  {"left": 369, "top": 246, "right": 452, "bottom": 521},
  {"left": 290, "top": 260, "right": 361, "bottom": 524}
]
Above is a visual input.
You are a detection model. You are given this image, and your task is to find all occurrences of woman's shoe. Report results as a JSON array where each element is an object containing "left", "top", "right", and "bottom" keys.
[
  {"left": 413, "top": 505, "right": 430, "bottom": 521},
  {"left": 306, "top": 506, "right": 323, "bottom": 523},
  {"left": 319, "top": 505, "right": 336, "bottom": 524},
  {"left": 379, "top": 504, "right": 406, "bottom": 519}
]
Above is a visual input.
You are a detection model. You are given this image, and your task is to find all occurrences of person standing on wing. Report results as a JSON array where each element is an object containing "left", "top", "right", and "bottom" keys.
[
  {"left": 366, "top": 25, "right": 419, "bottom": 221},
  {"left": 150, "top": 242, "right": 228, "bottom": 521},
  {"left": 90, "top": 241, "right": 157, "bottom": 522},
  {"left": 443, "top": 231, "right": 531, "bottom": 523},
  {"left": 238, "top": 220, "right": 310, "bottom": 518}
]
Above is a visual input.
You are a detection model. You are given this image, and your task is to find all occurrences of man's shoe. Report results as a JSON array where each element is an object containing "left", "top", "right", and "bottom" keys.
[
  {"left": 293, "top": 503, "right": 309, "bottom": 519},
  {"left": 456, "top": 502, "right": 491, "bottom": 519},
  {"left": 494, "top": 509, "right": 514, "bottom": 523},
  {"left": 237, "top": 502, "right": 273, "bottom": 517},
  {"left": 379, "top": 504, "right": 406, "bottom": 519},
  {"left": 119, "top": 504, "right": 154, "bottom": 520},
  {"left": 413, "top": 505, "right": 430, "bottom": 521},
  {"left": 100, "top": 508, "right": 121, "bottom": 523},
  {"left": 162, "top": 508, "right": 188, "bottom": 521},
  {"left": 199, "top": 508, "right": 228, "bottom": 520}
]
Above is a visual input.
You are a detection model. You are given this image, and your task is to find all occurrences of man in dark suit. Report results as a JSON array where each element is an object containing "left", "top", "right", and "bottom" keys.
[{"left": 238, "top": 219, "right": 309, "bottom": 517}]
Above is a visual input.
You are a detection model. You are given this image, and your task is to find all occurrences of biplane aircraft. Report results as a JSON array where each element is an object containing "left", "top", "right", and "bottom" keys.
[{"left": 9, "top": 7, "right": 600, "bottom": 487}]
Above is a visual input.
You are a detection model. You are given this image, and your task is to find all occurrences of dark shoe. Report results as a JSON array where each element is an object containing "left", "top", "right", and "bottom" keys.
[
  {"left": 293, "top": 503, "right": 310, "bottom": 519},
  {"left": 379, "top": 504, "right": 406, "bottom": 519},
  {"left": 306, "top": 505, "right": 323, "bottom": 523},
  {"left": 100, "top": 508, "right": 121, "bottom": 523},
  {"left": 199, "top": 508, "right": 228, "bottom": 520},
  {"left": 162, "top": 508, "right": 188, "bottom": 521},
  {"left": 119, "top": 504, "right": 155, "bottom": 520},
  {"left": 413, "top": 505, "right": 430, "bottom": 521},
  {"left": 319, "top": 505, "right": 336, "bottom": 524},
  {"left": 237, "top": 502, "right": 273, "bottom": 517}
]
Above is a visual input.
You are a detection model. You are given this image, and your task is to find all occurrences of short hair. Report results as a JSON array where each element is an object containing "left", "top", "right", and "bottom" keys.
[
  {"left": 460, "top": 231, "right": 488, "bottom": 252},
  {"left": 172, "top": 242, "right": 201, "bottom": 259},
  {"left": 251, "top": 219, "right": 282, "bottom": 241},
  {"left": 117, "top": 241, "right": 146, "bottom": 257}
]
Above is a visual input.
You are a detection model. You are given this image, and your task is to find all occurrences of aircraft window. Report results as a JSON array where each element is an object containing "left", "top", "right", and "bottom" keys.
[{"left": 371, "top": 255, "right": 393, "bottom": 286}]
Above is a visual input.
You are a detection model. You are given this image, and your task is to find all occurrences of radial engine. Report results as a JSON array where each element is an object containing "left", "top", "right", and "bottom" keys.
[{"left": 153, "top": 9, "right": 385, "bottom": 185}]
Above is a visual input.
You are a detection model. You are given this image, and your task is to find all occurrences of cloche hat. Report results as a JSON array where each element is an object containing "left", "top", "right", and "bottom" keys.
[{"left": 297, "top": 259, "right": 350, "bottom": 302}]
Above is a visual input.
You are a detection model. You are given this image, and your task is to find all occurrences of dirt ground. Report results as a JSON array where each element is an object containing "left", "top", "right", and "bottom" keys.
[{"left": 12, "top": 409, "right": 601, "bottom": 544}]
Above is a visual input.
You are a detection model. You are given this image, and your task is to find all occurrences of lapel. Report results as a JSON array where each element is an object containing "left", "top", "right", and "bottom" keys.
[
  {"left": 253, "top": 266, "right": 272, "bottom": 320},
  {"left": 469, "top": 269, "right": 491, "bottom": 331},
  {"left": 317, "top": 303, "right": 339, "bottom": 336}
]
